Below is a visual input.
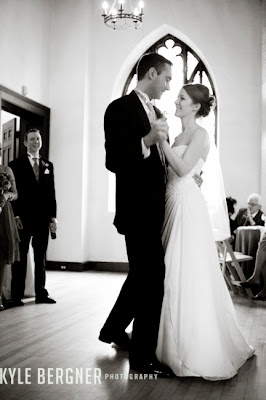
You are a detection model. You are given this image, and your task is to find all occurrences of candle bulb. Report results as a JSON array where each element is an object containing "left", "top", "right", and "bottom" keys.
[
  {"left": 102, "top": 1, "right": 108, "bottom": 16},
  {"left": 139, "top": 1, "right": 144, "bottom": 15},
  {"left": 111, "top": 8, "right": 117, "bottom": 17},
  {"left": 119, "top": 0, "right": 125, "bottom": 12}
]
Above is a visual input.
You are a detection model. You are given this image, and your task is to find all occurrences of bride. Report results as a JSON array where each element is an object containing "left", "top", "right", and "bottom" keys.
[{"left": 155, "top": 83, "right": 254, "bottom": 380}]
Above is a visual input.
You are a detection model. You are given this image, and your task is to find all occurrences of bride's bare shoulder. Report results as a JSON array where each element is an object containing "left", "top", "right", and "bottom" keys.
[
  {"left": 192, "top": 126, "right": 209, "bottom": 143},
  {"left": 194, "top": 125, "right": 207, "bottom": 135}
]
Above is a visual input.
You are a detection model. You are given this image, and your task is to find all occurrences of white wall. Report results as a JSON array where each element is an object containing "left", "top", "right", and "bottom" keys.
[
  {"left": 262, "top": 0, "right": 266, "bottom": 204},
  {"left": 90, "top": 0, "right": 263, "bottom": 262},
  {"left": 0, "top": 0, "right": 94, "bottom": 263},
  {"left": 47, "top": 0, "right": 92, "bottom": 262},
  {"left": 0, "top": 0, "right": 52, "bottom": 104},
  {"left": 0, "top": 0, "right": 264, "bottom": 264}
]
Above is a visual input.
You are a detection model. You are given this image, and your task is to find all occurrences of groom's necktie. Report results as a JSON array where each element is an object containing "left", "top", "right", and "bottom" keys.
[
  {"left": 146, "top": 102, "right": 168, "bottom": 181},
  {"left": 33, "top": 157, "right": 39, "bottom": 181},
  {"left": 146, "top": 101, "right": 157, "bottom": 125}
]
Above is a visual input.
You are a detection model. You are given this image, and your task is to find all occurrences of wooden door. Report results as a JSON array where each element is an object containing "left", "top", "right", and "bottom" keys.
[
  {"left": 1, "top": 118, "right": 16, "bottom": 165},
  {"left": 0, "top": 85, "right": 50, "bottom": 160}
]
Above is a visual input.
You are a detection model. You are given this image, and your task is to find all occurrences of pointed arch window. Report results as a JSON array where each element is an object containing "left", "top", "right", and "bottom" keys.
[{"left": 123, "top": 34, "right": 217, "bottom": 144}]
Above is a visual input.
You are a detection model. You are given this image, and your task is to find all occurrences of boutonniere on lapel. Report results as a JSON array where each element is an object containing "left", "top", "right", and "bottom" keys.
[{"left": 44, "top": 163, "right": 50, "bottom": 175}]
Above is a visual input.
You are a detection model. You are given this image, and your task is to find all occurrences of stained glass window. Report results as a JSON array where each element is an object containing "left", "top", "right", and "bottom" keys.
[{"left": 123, "top": 34, "right": 217, "bottom": 145}]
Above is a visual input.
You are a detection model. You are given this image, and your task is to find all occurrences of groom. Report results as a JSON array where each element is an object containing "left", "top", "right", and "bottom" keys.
[{"left": 99, "top": 53, "right": 173, "bottom": 377}]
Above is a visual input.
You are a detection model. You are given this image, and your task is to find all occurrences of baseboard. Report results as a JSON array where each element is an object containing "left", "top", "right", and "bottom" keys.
[
  {"left": 46, "top": 261, "right": 90, "bottom": 272},
  {"left": 46, "top": 261, "right": 129, "bottom": 273},
  {"left": 89, "top": 262, "right": 129, "bottom": 272}
]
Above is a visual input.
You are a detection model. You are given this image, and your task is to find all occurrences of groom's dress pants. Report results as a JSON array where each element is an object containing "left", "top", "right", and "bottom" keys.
[{"left": 102, "top": 222, "right": 165, "bottom": 365}]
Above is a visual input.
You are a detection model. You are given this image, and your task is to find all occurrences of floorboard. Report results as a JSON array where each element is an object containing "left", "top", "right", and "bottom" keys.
[{"left": 0, "top": 270, "right": 265, "bottom": 400}]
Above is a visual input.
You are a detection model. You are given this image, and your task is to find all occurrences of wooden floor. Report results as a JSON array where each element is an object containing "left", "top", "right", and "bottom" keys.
[{"left": 0, "top": 270, "right": 266, "bottom": 400}]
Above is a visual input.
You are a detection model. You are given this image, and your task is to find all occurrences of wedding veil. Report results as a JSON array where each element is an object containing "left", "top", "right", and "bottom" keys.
[{"left": 201, "top": 131, "right": 231, "bottom": 241}]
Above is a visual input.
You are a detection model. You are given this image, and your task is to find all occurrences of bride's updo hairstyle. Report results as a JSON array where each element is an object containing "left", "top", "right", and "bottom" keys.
[{"left": 183, "top": 84, "right": 216, "bottom": 118}]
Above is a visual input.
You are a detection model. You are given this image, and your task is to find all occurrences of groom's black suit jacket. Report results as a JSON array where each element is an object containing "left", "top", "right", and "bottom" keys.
[
  {"left": 104, "top": 90, "right": 166, "bottom": 235},
  {"left": 103, "top": 90, "right": 167, "bottom": 364},
  {"left": 9, "top": 153, "right": 57, "bottom": 228}
]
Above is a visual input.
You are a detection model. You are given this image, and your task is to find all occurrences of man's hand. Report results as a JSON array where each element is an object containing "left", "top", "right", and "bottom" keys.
[
  {"left": 15, "top": 217, "right": 23, "bottom": 230},
  {"left": 143, "top": 118, "right": 169, "bottom": 148},
  {"left": 49, "top": 217, "right": 58, "bottom": 233},
  {"left": 193, "top": 172, "right": 203, "bottom": 188}
]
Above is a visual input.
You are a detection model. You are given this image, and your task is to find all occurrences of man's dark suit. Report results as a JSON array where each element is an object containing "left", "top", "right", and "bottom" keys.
[
  {"left": 9, "top": 154, "right": 57, "bottom": 301},
  {"left": 101, "top": 90, "right": 166, "bottom": 366},
  {"left": 235, "top": 208, "right": 265, "bottom": 228}
]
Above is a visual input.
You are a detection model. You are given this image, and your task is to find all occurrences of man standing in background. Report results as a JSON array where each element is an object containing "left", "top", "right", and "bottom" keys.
[{"left": 9, "top": 128, "right": 57, "bottom": 306}]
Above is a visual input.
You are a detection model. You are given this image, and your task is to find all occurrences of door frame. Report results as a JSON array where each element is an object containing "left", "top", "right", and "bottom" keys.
[{"left": 0, "top": 85, "right": 50, "bottom": 159}]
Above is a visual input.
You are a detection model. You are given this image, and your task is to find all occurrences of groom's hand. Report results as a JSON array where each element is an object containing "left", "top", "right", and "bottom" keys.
[
  {"left": 193, "top": 172, "right": 203, "bottom": 188},
  {"left": 143, "top": 118, "right": 169, "bottom": 149}
]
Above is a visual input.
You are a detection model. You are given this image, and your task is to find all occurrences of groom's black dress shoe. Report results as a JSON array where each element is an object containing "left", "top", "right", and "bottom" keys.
[
  {"left": 35, "top": 296, "right": 56, "bottom": 304},
  {"left": 130, "top": 360, "right": 174, "bottom": 378},
  {"left": 99, "top": 331, "right": 130, "bottom": 350}
]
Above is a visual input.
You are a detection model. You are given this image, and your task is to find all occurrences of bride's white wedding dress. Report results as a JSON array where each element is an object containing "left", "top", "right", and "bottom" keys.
[{"left": 156, "top": 145, "right": 254, "bottom": 381}]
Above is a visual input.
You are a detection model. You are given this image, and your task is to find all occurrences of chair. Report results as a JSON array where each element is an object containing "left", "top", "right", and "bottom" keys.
[{"left": 217, "top": 238, "right": 254, "bottom": 298}]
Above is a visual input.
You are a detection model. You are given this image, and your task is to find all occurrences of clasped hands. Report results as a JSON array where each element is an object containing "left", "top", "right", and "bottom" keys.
[
  {"left": 143, "top": 117, "right": 169, "bottom": 148},
  {"left": 246, "top": 208, "right": 254, "bottom": 225},
  {"left": 143, "top": 118, "right": 203, "bottom": 188}
]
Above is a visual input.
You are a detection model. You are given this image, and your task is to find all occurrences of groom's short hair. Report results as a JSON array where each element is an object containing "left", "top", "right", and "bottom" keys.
[{"left": 136, "top": 53, "right": 172, "bottom": 81}]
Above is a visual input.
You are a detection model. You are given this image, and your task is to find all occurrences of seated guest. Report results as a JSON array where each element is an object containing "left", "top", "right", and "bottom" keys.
[
  {"left": 226, "top": 196, "right": 237, "bottom": 233},
  {"left": 226, "top": 196, "right": 237, "bottom": 246},
  {"left": 241, "top": 233, "right": 266, "bottom": 300},
  {"left": 235, "top": 193, "right": 265, "bottom": 228}
]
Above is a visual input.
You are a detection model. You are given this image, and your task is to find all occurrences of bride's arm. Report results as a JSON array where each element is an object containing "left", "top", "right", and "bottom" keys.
[{"left": 161, "top": 128, "right": 208, "bottom": 177}]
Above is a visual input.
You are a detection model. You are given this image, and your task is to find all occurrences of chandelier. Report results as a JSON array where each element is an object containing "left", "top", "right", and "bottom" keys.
[{"left": 102, "top": 1, "right": 145, "bottom": 30}]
